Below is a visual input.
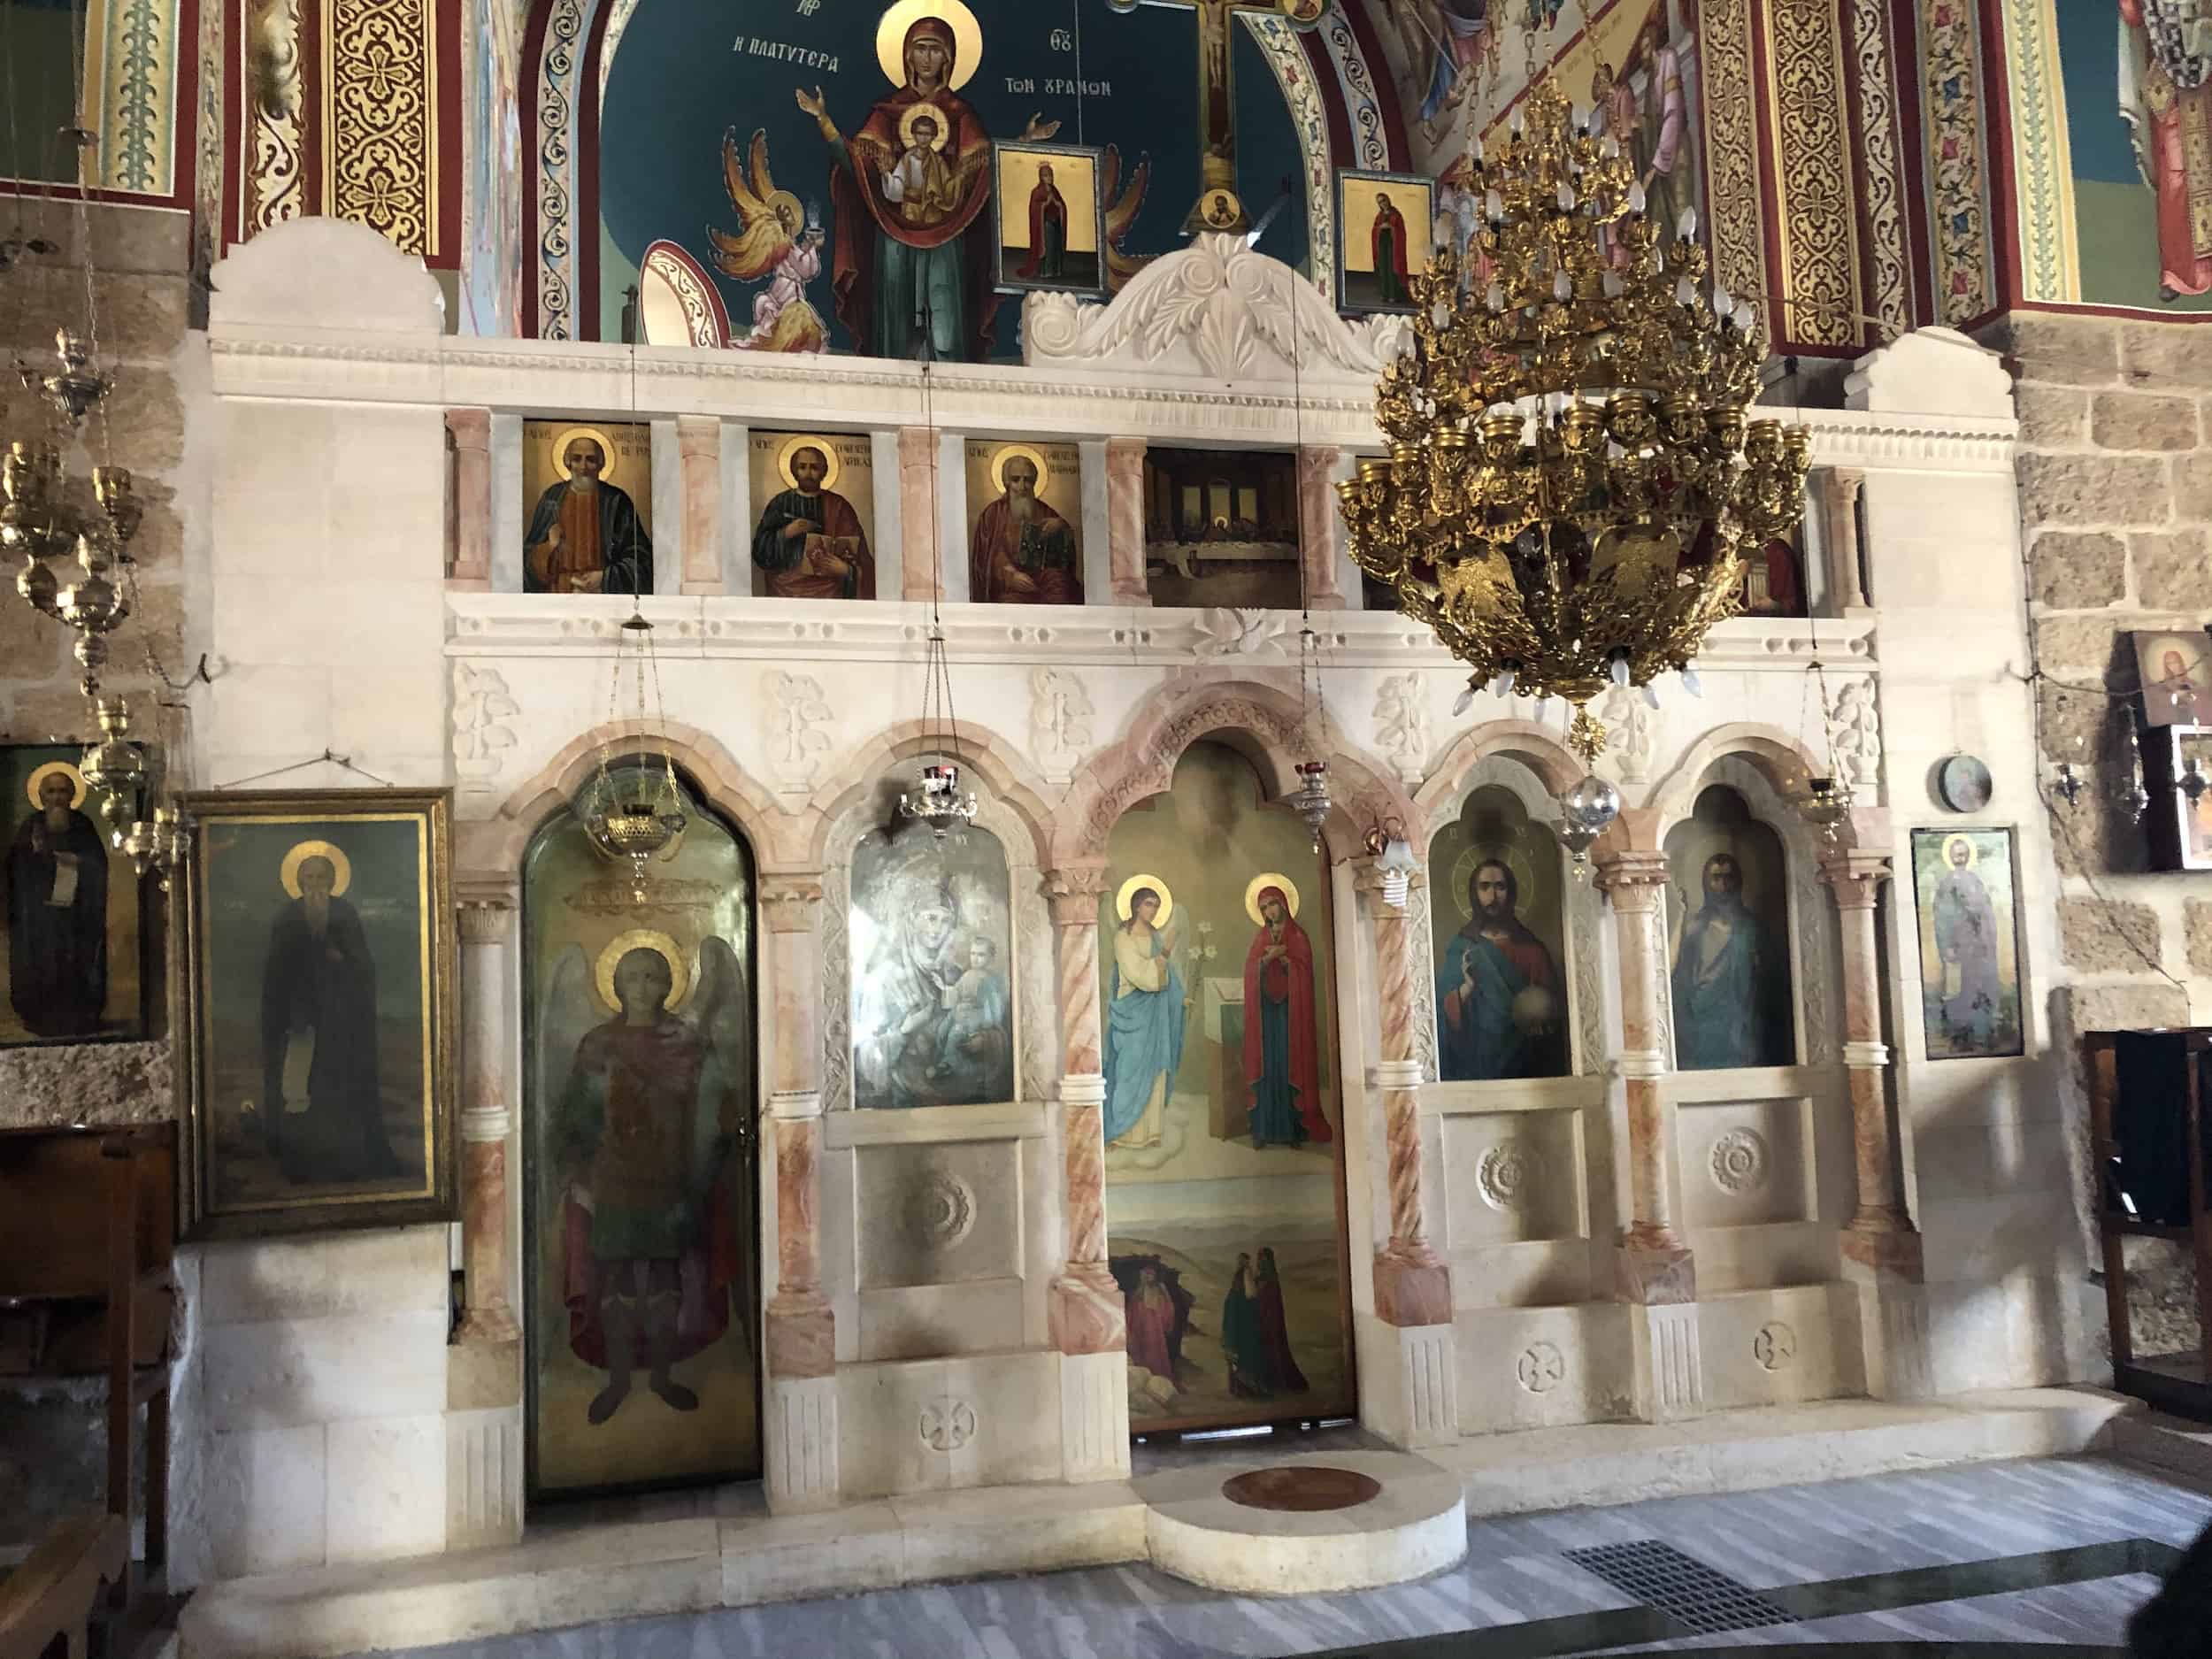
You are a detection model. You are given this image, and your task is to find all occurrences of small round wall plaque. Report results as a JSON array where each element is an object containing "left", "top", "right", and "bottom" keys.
[{"left": 1935, "top": 754, "right": 1993, "bottom": 813}]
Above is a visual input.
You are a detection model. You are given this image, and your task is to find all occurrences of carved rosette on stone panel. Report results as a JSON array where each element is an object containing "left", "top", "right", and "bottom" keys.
[
  {"left": 767, "top": 670, "right": 834, "bottom": 794},
  {"left": 1373, "top": 673, "right": 1430, "bottom": 787},
  {"left": 452, "top": 662, "right": 519, "bottom": 800},
  {"left": 1753, "top": 1321, "right": 1797, "bottom": 1371},
  {"left": 1029, "top": 666, "right": 1094, "bottom": 786},
  {"left": 1193, "top": 608, "right": 1290, "bottom": 661},
  {"left": 1477, "top": 1141, "right": 1541, "bottom": 1212},
  {"left": 1709, "top": 1127, "right": 1770, "bottom": 1194},
  {"left": 908, "top": 1171, "right": 976, "bottom": 1248},
  {"left": 1516, "top": 1340, "right": 1566, "bottom": 1394},
  {"left": 918, "top": 1394, "right": 977, "bottom": 1452}
]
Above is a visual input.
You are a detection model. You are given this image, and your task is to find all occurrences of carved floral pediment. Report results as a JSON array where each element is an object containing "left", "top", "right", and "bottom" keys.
[{"left": 1021, "top": 233, "right": 1408, "bottom": 386}]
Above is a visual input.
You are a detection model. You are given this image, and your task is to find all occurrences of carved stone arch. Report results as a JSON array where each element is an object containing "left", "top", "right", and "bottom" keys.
[
  {"left": 457, "top": 717, "right": 797, "bottom": 879},
  {"left": 1655, "top": 749, "right": 1841, "bottom": 1071},
  {"left": 1641, "top": 722, "right": 1824, "bottom": 841},
  {"left": 1420, "top": 751, "right": 1607, "bottom": 1080},
  {"left": 802, "top": 718, "right": 1058, "bottom": 875},
  {"left": 1414, "top": 718, "right": 1586, "bottom": 816},
  {"left": 1050, "top": 675, "right": 1417, "bottom": 867},
  {"left": 813, "top": 746, "right": 1054, "bottom": 1116}
]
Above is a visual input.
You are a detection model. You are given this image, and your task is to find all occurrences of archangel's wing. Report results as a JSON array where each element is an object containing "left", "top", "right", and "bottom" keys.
[
  {"left": 1101, "top": 144, "right": 1153, "bottom": 291},
  {"left": 706, "top": 127, "right": 795, "bottom": 281},
  {"left": 690, "top": 933, "right": 753, "bottom": 1137},
  {"left": 534, "top": 943, "right": 600, "bottom": 1204}
]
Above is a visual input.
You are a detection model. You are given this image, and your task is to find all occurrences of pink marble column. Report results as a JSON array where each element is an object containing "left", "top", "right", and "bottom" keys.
[
  {"left": 1360, "top": 860, "right": 1451, "bottom": 1327},
  {"left": 897, "top": 426, "right": 942, "bottom": 602},
  {"left": 678, "top": 415, "right": 723, "bottom": 595},
  {"left": 1819, "top": 848, "right": 1923, "bottom": 1274},
  {"left": 1596, "top": 850, "right": 1695, "bottom": 1305},
  {"left": 1297, "top": 444, "right": 1347, "bottom": 611},
  {"left": 1104, "top": 436, "right": 1150, "bottom": 605},
  {"left": 1819, "top": 466, "right": 1868, "bottom": 610},
  {"left": 761, "top": 874, "right": 833, "bottom": 1379},
  {"left": 455, "top": 896, "right": 518, "bottom": 1344},
  {"left": 1045, "top": 864, "right": 1123, "bottom": 1355},
  {"left": 446, "top": 408, "right": 492, "bottom": 591}
]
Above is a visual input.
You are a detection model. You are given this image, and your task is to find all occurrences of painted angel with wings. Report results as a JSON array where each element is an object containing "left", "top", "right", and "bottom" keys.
[
  {"left": 709, "top": 127, "right": 828, "bottom": 353},
  {"left": 1099, "top": 142, "right": 1153, "bottom": 293},
  {"left": 541, "top": 933, "right": 754, "bottom": 1426}
]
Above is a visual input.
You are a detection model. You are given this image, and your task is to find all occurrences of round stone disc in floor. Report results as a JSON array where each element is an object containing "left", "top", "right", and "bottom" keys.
[{"left": 1220, "top": 1464, "right": 1384, "bottom": 1512}]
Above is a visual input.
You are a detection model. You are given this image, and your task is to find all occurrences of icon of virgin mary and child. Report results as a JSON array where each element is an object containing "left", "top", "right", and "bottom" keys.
[{"left": 796, "top": 9, "right": 1059, "bottom": 360}]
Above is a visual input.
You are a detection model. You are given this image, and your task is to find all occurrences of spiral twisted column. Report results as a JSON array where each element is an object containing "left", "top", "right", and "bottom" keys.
[
  {"left": 1045, "top": 863, "right": 1121, "bottom": 1356},
  {"left": 1595, "top": 850, "right": 1694, "bottom": 1304},
  {"left": 1359, "top": 860, "right": 1450, "bottom": 1328},
  {"left": 1819, "top": 843, "right": 1931, "bottom": 1398}
]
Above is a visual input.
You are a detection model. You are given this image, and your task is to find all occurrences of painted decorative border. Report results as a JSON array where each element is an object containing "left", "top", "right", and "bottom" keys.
[
  {"left": 1243, "top": 7, "right": 1338, "bottom": 288},
  {"left": 1997, "top": 0, "right": 2078, "bottom": 303},
  {"left": 93, "top": 0, "right": 180, "bottom": 194},
  {"left": 1851, "top": 0, "right": 1916, "bottom": 337},
  {"left": 322, "top": 0, "right": 441, "bottom": 257},
  {"left": 528, "top": 0, "right": 594, "bottom": 338},
  {"left": 246, "top": 0, "right": 309, "bottom": 234},
  {"left": 1701, "top": 0, "right": 1768, "bottom": 320},
  {"left": 1918, "top": 0, "right": 1998, "bottom": 321},
  {"left": 1769, "top": 0, "right": 1861, "bottom": 345},
  {"left": 1319, "top": 6, "right": 1390, "bottom": 172}
]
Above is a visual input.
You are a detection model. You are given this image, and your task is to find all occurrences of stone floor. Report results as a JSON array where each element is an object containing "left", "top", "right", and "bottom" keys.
[{"left": 339, "top": 1453, "right": 2209, "bottom": 1659}]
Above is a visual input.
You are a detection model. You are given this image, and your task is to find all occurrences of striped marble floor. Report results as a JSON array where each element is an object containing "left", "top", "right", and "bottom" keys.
[{"left": 357, "top": 1455, "right": 2211, "bottom": 1659}]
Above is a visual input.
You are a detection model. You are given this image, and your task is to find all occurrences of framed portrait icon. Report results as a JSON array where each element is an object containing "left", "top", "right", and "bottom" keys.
[
  {"left": 177, "top": 789, "right": 456, "bottom": 1240},
  {"left": 1336, "top": 169, "right": 1434, "bottom": 316},
  {"left": 994, "top": 141, "right": 1108, "bottom": 296}
]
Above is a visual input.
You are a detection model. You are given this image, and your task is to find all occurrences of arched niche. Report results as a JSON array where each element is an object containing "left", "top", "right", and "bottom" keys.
[
  {"left": 1657, "top": 760, "right": 1838, "bottom": 1072},
  {"left": 1426, "top": 768, "right": 1600, "bottom": 1084},
  {"left": 817, "top": 773, "right": 1051, "bottom": 1115},
  {"left": 517, "top": 756, "right": 761, "bottom": 1500}
]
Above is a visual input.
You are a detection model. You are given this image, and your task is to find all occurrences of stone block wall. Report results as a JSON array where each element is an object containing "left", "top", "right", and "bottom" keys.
[{"left": 1987, "top": 310, "right": 2212, "bottom": 1360}]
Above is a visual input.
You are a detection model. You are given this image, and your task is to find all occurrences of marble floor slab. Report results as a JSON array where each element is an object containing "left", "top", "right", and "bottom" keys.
[{"left": 340, "top": 1455, "right": 2210, "bottom": 1659}]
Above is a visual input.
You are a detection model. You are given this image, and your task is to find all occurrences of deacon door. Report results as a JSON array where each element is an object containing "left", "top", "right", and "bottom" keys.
[
  {"left": 1099, "top": 739, "right": 1356, "bottom": 1433},
  {"left": 520, "top": 763, "right": 762, "bottom": 1500}
]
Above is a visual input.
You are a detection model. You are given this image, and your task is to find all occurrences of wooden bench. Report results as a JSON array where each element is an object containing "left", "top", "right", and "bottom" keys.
[
  {"left": 0, "top": 1512, "right": 129, "bottom": 1659},
  {"left": 0, "top": 1125, "right": 176, "bottom": 1588}
]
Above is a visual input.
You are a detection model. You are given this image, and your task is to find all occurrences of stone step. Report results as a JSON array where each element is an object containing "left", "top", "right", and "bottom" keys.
[{"left": 2102, "top": 1408, "right": 2212, "bottom": 1490}]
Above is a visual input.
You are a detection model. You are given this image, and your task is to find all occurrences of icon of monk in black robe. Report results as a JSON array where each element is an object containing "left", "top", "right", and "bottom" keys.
[{"left": 7, "top": 765, "right": 108, "bottom": 1037}]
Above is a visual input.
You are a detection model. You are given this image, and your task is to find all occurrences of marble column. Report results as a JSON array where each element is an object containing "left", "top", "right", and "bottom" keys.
[
  {"left": 1596, "top": 849, "right": 1703, "bottom": 1421},
  {"left": 1104, "top": 436, "right": 1149, "bottom": 604},
  {"left": 759, "top": 873, "right": 840, "bottom": 1511},
  {"left": 448, "top": 892, "right": 523, "bottom": 1549},
  {"left": 677, "top": 415, "right": 723, "bottom": 595},
  {"left": 1358, "top": 859, "right": 1456, "bottom": 1448},
  {"left": 1297, "top": 445, "right": 1347, "bottom": 610},
  {"left": 446, "top": 408, "right": 492, "bottom": 590},
  {"left": 897, "top": 426, "right": 942, "bottom": 602},
  {"left": 1819, "top": 846, "right": 1931, "bottom": 1399},
  {"left": 1043, "top": 863, "right": 1131, "bottom": 1480},
  {"left": 1819, "top": 466, "right": 1868, "bottom": 610}
]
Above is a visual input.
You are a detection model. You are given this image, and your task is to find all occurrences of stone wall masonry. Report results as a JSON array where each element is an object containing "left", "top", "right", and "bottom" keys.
[{"left": 1985, "top": 309, "right": 2212, "bottom": 1366}]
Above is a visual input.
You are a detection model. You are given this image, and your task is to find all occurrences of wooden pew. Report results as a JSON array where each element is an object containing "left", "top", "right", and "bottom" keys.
[{"left": 0, "top": 1513, "right": 129, "bottom": 1659}]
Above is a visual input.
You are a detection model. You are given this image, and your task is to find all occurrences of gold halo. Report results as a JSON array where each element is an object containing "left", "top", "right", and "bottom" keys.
[
  {"left": 773, "top": 433, "right": 841, "bottom": 492},
  {"left": 549, "top": 425, "right": 621, "bottom": 488},
  {"left": 875, "top": 0, "right": 981, "bottom": 91},
  {"left": 1245, "top": 873, "right": 1301, "bottom": 926},
  {"left": 1202, "top": 188, "right": 1244, "bottom": 228},
  {"left": 1941, "top": 834, "right": 1979, "bottom": 872},
  {"left": 1115, "top": 873, "right": 1172, "bottom": 929},
  {"left": 280, "top": 840, "right": 353, "bottom": 898},
  {"left": 764, "top": 189, "right": 803, "bottom": 234},
  {"left": 897, "top": 100, "right": 952, "bottom": 153},
  {"left": 989, "top": 442, "right": 1050, "bottom": 495},
  {"left": 1449, "top": 844, "right": 1537, "bottom": 923},
  {"left": 24, "top": 760, "right": 86, "bottom": 810},
  {"left": 594, "top": 929, "right": 694, "bottom": 1014}
]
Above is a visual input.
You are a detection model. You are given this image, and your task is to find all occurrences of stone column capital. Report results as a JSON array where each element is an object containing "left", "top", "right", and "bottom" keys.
[
  {"left": 759, "top": 873, "right": 825, "bottom": 932},
  {"left": 1595, "top": 850, "right": 1671, "bottom": 905},
  {"left": 1817, "top": 464, "right": 1866, "bottom": 502},
  {"left": 1043, "top": 863, "right": 1110, "bottom": 926},
  {"left": 676, "top": 412, "right": 718, "bottom": 454},
  {"left": 1817, "top": 846, "right": 1893, "bottom": 909},
  {"left": 445, "top": 406, "right": 492, "bottom": 450},
  {"left": 1351, "top": 855, "right": 1425, "bottom": 901},
  {"left": 457, "top": 896, "right": 513, "bottom": 944},
  {"left": 1103, "top": 435, "right": 1147, "bottom": 470}
]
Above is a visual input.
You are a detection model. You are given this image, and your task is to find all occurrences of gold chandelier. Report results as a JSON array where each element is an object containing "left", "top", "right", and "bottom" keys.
[{"left": 1337, "top": 80, "right": 1810, "bottom": 765}]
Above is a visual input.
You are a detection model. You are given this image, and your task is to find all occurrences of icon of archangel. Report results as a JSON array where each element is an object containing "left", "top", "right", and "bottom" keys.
[{"left": 709, "top": 127, "right": 831, "bottom": 354}]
